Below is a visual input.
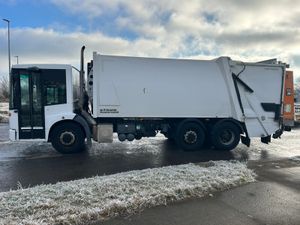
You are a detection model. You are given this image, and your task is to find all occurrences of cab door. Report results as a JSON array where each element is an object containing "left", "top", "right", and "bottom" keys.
[{"left": 17, "top": 70, "right": 45, "bottom": 139}]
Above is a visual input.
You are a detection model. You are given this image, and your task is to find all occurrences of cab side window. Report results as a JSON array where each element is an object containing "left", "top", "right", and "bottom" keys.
[{"left": 43, "top": 69, "right": 66, "bottom": 105}]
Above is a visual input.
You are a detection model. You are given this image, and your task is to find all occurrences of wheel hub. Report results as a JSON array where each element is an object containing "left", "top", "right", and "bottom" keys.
[
  {"left": 220, "top": 129, "right": 234, "bottom": 145},
  {"left": 60, "top": 131, "right": 75, "bottom": 146},
  {"left": 184, "top": 130, "right": 197, "bottom": 144}
]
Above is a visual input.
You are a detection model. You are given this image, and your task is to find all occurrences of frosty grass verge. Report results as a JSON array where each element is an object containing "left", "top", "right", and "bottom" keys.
[{"left": 0, "top": 161, "right": 255, "bottom": 225}]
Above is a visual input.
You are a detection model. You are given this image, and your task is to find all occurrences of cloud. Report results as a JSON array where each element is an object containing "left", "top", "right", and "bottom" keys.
[
  {"left": 49, "top": 0, "right": 300, "bottom": 54},
  {"left": 0, "top": 27, "right": 179, "bottom": 76}
]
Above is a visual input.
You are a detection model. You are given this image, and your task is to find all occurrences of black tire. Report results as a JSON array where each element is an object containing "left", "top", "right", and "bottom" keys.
[
  {"left": 162, "top": 132, "right": 174, "bottom": 142},
  {"left": 211, "top": 121, "right": 240, "bottom": 151},
  {"left": 50, "top": 122, "right": 85, "bottom": 154},
  {"left": 176, "top": 121, "right": 205, "bottom": 151}
]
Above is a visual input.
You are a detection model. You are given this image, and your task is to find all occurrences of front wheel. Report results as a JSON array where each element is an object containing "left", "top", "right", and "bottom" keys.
[
  {"left": 210, "top": 122, "right": 240, "bottom": 151},
  {"left": 176, "top": 121, "right": 205, "bottom": 151},
  {"left": 50, "top": 122, "right": 85, "bottom": 154}
]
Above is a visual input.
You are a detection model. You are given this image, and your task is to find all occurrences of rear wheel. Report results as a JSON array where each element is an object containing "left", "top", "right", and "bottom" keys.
[
  {"left": 50, "top": 122, "right": 85, "bottom": 154},
  {"left": 211, "top": 121, "right": 240, "bottom": 151},
  {"left": 176, "top": 121, "right": 205, "bottom": 151}
]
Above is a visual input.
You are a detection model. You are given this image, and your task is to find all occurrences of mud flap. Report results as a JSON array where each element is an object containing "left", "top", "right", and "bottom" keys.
[
  {"left": 273, "top": 128, "right": 283, "bottom": 139},
  {"left": 85, "top": 137, "right": 92, "bottom": 150},
  {"left": 261, "top": 135, "right": 271, "bottom": 144},
  {"left": 241, "top": 135, "right": 250, "bottom": 147}
]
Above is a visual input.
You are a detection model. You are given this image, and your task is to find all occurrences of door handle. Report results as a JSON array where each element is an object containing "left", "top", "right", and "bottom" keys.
[{"left": 14, "top": 110, "right": 18, "bottom": 113}]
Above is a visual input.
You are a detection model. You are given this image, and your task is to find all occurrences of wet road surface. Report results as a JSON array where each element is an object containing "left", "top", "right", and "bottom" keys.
[
  {"left": 0, "top": 135, "right": 235, "bottom": 191},
  {"left": 0, "top": 123, "right": 300, "bottom": 225},
  {"left": 0, "top": 123, "right": 299, "bottom": 192}
]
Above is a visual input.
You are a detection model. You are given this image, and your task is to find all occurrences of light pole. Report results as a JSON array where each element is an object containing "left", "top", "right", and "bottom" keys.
[
  {"left": 14, "top": 55, "right": 19, "bottom": 64},
  {"left": 3, "top": 18, "right": 11, "bottom": 74}
]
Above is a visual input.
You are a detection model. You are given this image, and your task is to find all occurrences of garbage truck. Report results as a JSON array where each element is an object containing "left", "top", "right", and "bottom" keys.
[{"left": 9, "top": 47, "right": 287, "bottom": 153}]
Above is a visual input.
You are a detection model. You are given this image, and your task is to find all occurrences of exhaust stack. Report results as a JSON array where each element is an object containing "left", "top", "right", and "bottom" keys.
[{"left": 79, "top": 46, "right": 86, "bottom": 110}]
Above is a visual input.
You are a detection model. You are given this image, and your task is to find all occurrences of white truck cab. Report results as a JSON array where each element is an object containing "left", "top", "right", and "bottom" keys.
[{"left": 9, "top": 64, "right": 78, "bottom": 138}]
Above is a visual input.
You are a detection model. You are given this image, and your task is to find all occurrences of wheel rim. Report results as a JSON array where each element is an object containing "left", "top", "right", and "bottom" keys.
[
  {"left": 60, "top": 131, "right": 75, "bottom": 146},
  {"left": 184, "top": 130, "right": 197, "bottom": 144},
  {"left": 219, "top": 129, "right": 235, "bottom": 145}
]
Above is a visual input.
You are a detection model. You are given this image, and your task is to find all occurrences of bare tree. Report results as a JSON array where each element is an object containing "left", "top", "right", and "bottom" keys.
[{"left": 0, "top": 76, "right": 9, "bottom": 102}]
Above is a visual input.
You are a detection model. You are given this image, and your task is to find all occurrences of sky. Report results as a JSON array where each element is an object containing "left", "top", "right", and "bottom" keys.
[{"left": 0, "top": 0, "right": 300, "bottom": 79}]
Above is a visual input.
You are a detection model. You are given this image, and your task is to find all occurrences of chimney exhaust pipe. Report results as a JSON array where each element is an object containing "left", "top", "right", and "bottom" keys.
[{"left": 79, "top": 46, "right": 86, "bottom": 110}]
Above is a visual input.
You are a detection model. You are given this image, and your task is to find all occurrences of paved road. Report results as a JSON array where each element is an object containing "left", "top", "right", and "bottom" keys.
[
  {"left": 0, "top": 123, "right": 299, "bottom": 224},
  {"left": 1, "top": 124, "right": 299, "bottom": 192},
  {"left": 0, "top": 139, "right": 238, "bottom": 191}
]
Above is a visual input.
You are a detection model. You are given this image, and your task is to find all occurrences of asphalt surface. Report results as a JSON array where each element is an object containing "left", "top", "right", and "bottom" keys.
[{"left": 0, "top": 123, "right": 300, "bottom": 224}]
